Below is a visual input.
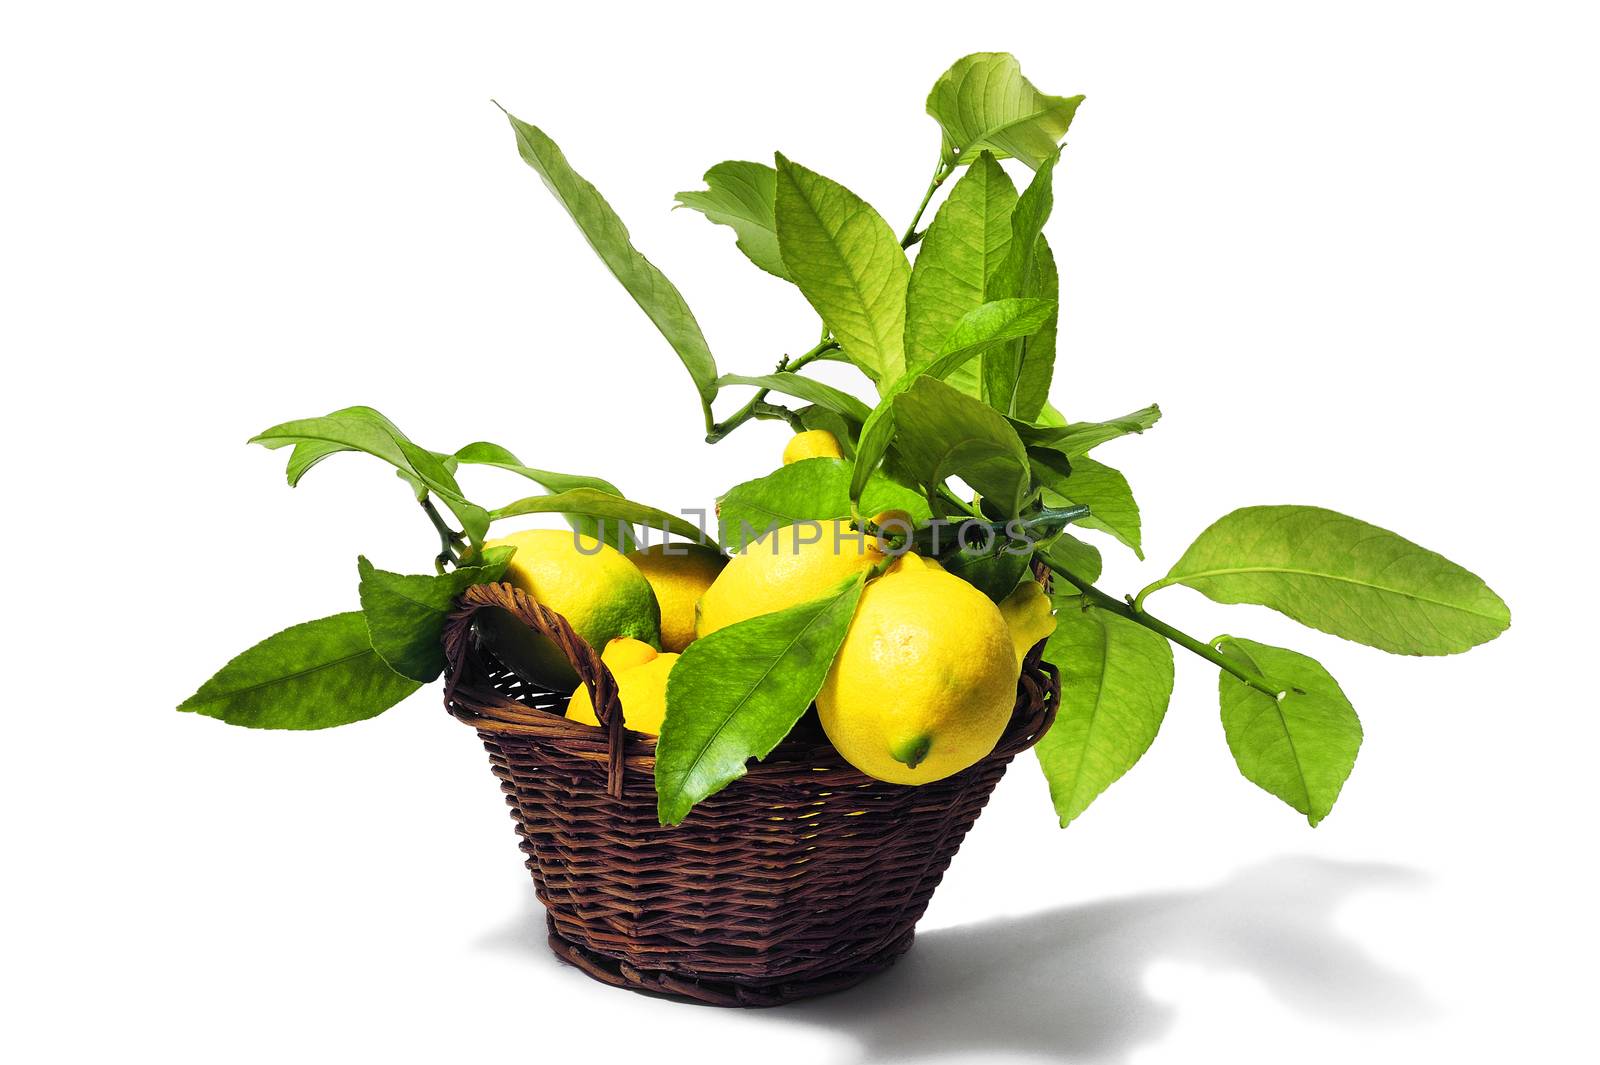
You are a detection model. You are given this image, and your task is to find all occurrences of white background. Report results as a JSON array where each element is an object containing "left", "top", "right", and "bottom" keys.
[{"left": 4, "top": 3, "right": 1596, "bottom": 1062}]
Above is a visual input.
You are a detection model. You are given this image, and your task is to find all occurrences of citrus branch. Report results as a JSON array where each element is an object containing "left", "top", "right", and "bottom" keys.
[
  {"left": 705, "top": 337, "right": 840, "bottom": 443},
  {"left": 1040, "top": 557, "right": 1284, "bottom": 699},
  {"left": 421, "top": 497, "right": 464, "bottom": 573},
  {"left": 899, "top": 157, "right": 954, "bottom": 248}
]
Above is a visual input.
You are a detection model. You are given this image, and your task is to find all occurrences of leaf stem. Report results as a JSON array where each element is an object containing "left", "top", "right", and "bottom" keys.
[
  {"left": 421, "top": 497, "right": 464, "bottom": 572},
  {"left": 705, "top": 338, "right": 840, "bottom": 443},
  {"left": 935, "top": 484, "right": 981, "bottom": 517},
  {"left": 1041, "top": 557, "right": 1284, "bottom": 699},
  {"left": 1132, "top": 578, "right": 1173, "bottom": 612},
  {"left": 899, "top": 158, "right": 953, "bottom": 248}
]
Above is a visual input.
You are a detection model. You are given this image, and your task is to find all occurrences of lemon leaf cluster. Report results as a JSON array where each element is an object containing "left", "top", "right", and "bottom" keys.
[
  {"left": 179, "top": 53, "right": 1510, "bottom": 837},
  {"left": 178, "top": 409, "right": 697, "bottom": 730}
]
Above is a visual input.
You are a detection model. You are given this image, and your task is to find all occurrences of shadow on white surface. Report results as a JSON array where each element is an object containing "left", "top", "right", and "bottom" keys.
[
  {"left": 780, "top": 856, "right": 1433, "bottom": 1063},
  {"left": 477, "top": 857, "right": 1430, "bottom": 1063}
]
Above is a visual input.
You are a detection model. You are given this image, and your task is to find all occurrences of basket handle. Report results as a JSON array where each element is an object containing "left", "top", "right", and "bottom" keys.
[{"left": 441, "top": 582, "right": 628, "bottom": 797}]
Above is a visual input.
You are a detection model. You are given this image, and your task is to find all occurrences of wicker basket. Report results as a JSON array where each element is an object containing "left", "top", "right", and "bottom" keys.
[{"left": 441, "top": 581, "right": 1059, "bottom": 1006}]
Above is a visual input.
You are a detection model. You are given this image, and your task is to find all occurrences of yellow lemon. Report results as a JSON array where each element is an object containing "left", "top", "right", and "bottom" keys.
[
  {"left": 818, "top": 566, "right": 1018, "bottom": 785},
  {"left": 897, "top": 552, "right": 947, "bottom": 573},
  {"left": 884, "top": 550, "right": 933, "bottom": 575},
  {"left": 696, "top": 521, "right": 884, "bottom": 637},
  {"left": 567, "top": 652, "right": 679, "bottom": 735},
  {"left": 476, "top": 529, "right": 660, "bottom": 689},
  {"left": 782, "top": 429, "right": 843, "bottom": 465},
  {"left": 626, "top": 543, "right": 728, "bottom": 652},
  {"left": 998, "top": 579, "right": 1057, "bottom": 667},
  {"left": 600, "top": 636, "right": 659, "bottom": 671}
]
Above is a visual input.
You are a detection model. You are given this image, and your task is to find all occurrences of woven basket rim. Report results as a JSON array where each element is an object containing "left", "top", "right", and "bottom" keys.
[{"left": 442, "top": 580, "right": 1057, "bottom": 793}]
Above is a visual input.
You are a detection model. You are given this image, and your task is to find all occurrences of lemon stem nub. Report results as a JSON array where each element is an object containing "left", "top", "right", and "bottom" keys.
[{"left": 891, "top": 734, "right": 933, "bottom": 769}]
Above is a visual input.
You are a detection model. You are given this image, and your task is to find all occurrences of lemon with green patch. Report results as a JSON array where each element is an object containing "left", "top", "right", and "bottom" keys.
[{"left": 477, "top": 529, "right": 660, "bottom": 689}]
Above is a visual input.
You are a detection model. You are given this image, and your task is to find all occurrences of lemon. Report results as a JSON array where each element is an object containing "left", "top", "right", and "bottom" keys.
[
  {"left": 696, "top": 521, "right": 884, "bottom": 637},
  {"left": 998, "top": 579, "right": 1057, "bottom": 667},
  {"left": 567, "top": 652, "right": 679, "bottom": 735},
  {"left": 626, "top": 543, "right": 728, "bottom": 653},
  {"left": 599, "top": 636, "right": 659, "bottom": 671},
  {"left": 883, "top": 550, "right": 933, "bottom": 575},
  {"left": 818, "top": 566, "right": 1018, "bottom": 785},
  {"left": 477, "top": 529, "right": 660, "bottom": 689},
  {"left": 782, "top": 429, "right": 843, "bottom": 465}
]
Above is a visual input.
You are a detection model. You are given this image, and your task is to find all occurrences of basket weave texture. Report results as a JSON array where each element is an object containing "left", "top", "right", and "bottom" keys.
[{"left": 442, "top": 581, "right": 1059, "bottom": 1006}]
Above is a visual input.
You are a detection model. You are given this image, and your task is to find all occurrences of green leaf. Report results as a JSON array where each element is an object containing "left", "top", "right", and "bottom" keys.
[
  {"left": 1154, "top": 506, "right": 1511, "bottom": 655},
  {"left": 356, "top": 548, "right": 515, "bottom": 682},
  {"left": 937, "top": 538, "right": 1032, "bottom": 602},
  {"left": 989, "top": 152, "right": 1057, "bottom": 299},
  {"left": 1215, "top": 636, "right": 1362, "bottom": 826},
  {"left": 284, "top": 406, "right": 411, "bottom": 488},
  {"left": 453, "top": 442, "right": 623, "bottom": 496},
  {"left": 938, "top": 359, "right": 983, "bottom": 402},
  {"left": 491, "top": 487, "right": 709, "bottom": 545},
  {"left": 1035, "top": 451, "right": 1143, "bottom": 558},
  {"left": 1037, "top": 600, "right": 1175, "bottom": 826},
  {"left": 1041, "top": 531, "right": 1102, "bottom": 585},
  {"left": 796, "top": 405, "right": 859, "bottom": 457},
  {"left": 925, "top": 52, "right": 1085, "bottom": 170},
  {"left": 717, "top": 459, "right": 847, "bottom": 550},
  {"left": 656, "top": 575, "right": 866, "bottom": 824},
  {"left": 713, "top": 372, "right": 872, "bottom": 425},
  {"left": 903, "top": 151, "right": 1018, "bottom": 373},
  {"left": 453, "top": 441, "right": 635, "bottom": 551},
  {"left": 1013, "top": 238, "right": 1060, "bottom": 421},
  {"left": 859, "top": 473, "right": 932, "bottom": 525},
  {"left": 718, "top": 458, "right": 927, "bottom": 551},
  {"left": 909, "top": 507, "right": 1087, "bottom": 599},
  {"left": 909, "top": 506, "right": 1081, "bottom": 551},
  {"left": 177, "top": 613, "right": 420, "bottom": 729},
  {"left": 891, "top": 376, "right": 1033, "bottom": 517},
  {"left": 503, "top": 110, "right": 718, "bottom": 413},
  {"left": 924, "top": 297, "right": 1058, "bottom": 377},
  {"left": 1013, "top": 403, "right": 1162, "bottom": 456},
  {"left": 774, "top": 154, "right": 910, "bottom": 384},
  {"left": 851, "top": 298, "right": 1055, "bottom": 504},
  {"left": 674, "top": 160, "right": 787, "bottom": 280},
  {"left": 252, "top": 409, "right": 490, "bottom": 545},
  {"left": 1035, "top": 399, "right": 1068, "bottom": 427},
  {"left": 983, "top": 154, "right": 1058, "bottom": 412}
]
